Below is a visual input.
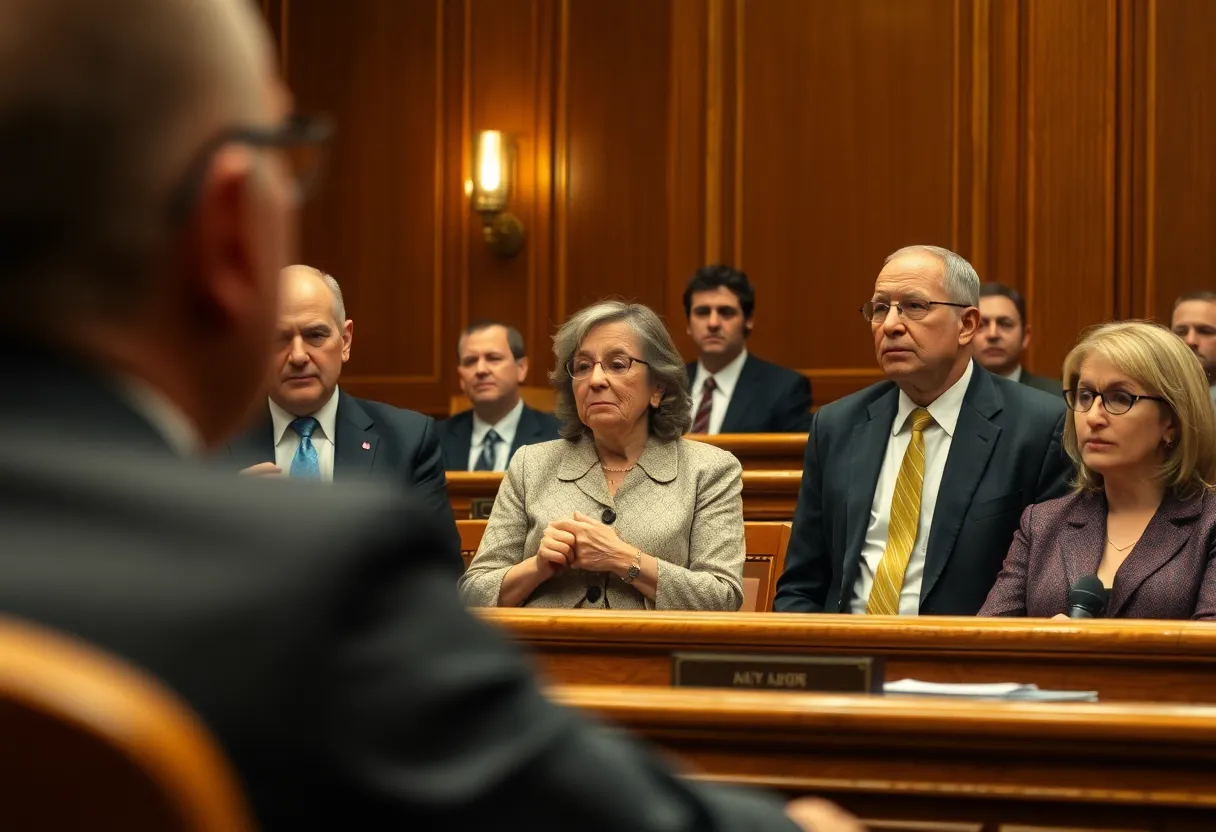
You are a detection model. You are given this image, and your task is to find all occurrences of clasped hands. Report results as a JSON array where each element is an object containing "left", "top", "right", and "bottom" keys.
[{"left": 535, "top": 511, "right": 633, "bottom": 578}]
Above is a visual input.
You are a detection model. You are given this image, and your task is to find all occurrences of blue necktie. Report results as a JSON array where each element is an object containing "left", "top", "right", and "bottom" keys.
[
  {"left": 474, "top": 429, "right": 500, "bottom": 471},
  {"left": 290, "top": 417, "right": 321, "bottom": 479}
]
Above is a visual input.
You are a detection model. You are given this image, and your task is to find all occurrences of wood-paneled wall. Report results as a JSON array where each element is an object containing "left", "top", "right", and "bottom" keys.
[{"left": 260, "top": 0, "right": 1216, "bottom": 416}]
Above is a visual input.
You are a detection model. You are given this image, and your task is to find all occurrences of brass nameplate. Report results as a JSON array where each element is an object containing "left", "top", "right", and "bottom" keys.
[
  {"left": 672, "top": 652, "right": 882, "bottom": 693},
  {"left": 469, "top": 498, "right": 494, "bottom": 519}
]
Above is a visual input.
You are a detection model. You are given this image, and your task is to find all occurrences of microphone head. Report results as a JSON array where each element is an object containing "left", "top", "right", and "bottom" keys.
[{"left": 1067, "top": 575, "right": 1109, "bottom": 618}]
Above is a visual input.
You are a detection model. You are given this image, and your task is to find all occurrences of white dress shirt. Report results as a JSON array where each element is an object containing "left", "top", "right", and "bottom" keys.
[
  {"left": 1001, "top": 365, "right": 1024, "bottom": 383},
  {"left": 269, "top": 386, "right": 340, "bottom": 481},
  {"left": 689, "top": 348, "right": 748, "bottom": 435},
  {"left": 467, "top": 398, "right": 524, "bottom": 472},
  {"left": 117, "top": 377, "right": 203, "bottom": 457},
  {"left": 851, "top": 360, "right": 974, "bottom": 615}
]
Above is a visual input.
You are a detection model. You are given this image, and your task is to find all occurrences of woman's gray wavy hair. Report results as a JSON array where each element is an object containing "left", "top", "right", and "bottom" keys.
[{"left": 549, "top": 300, "right": 693, "bottom": 442}]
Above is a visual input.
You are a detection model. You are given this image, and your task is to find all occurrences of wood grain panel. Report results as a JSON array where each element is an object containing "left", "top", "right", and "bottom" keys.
[
  {"left": 736, "top": 0, "right": 966, "bottom": 374},
  {"left": 1138, "top": 0, "right": 1216, "bottom": 322},
  {"left": 1022, "top": 0, "right": 1118, "bottom": 380},
  {"left": 557, "top": 0, "right": 672, "bottom": 319},
  {"left": 281, "top": 0, "right": 446, "bottom": 408}
]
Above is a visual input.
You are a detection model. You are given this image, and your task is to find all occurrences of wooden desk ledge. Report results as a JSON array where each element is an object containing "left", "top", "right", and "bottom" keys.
[
  {"left": 479, "top": 608, "right": 1216, "bottom": 659},
  {"left": 552, "top": 684, "right": 1216, "bottom": 753}
]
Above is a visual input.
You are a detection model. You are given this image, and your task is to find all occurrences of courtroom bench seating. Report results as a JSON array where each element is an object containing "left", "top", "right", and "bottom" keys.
[
  {"left": 449, "top": 385, "right": 555, "bottom": 415},
  {"left": 554, "top": 683, "right": 1216, "bottom": 831},
  {"left": 685, "top": 432, "right": 807, "bottom": 470},
  {"left": 447, "top": 469, "right": 802, "bottom": 520},
  {"left": 0, "top": 618, "right": 253, "bottom": 831},
  {"left": 480, "top": 608, "right": 1216, "bottom": 704},
  {"left": 457, "top": 520, "right": 791, "bottom": 613}
]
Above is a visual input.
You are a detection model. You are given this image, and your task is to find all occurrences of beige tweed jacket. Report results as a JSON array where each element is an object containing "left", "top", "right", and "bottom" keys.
[{"left": 457, "top": 435, "right": 745, "bottom": 610}]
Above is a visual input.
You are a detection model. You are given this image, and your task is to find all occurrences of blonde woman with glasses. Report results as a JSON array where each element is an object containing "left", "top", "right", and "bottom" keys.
[{"left": 980, "top": 321, "right": 1216, "bottom": 619}]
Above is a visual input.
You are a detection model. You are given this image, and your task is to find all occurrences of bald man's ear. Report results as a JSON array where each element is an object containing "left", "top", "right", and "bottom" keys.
[
  {"left": 179, "top": 147, "right": 264, "bottom": 327},
  {"left": 958, "top": 306, "right": 981, "bottom": 344},
  {"left": 341, "top": 319, "right": 353, "bottom": 362}
]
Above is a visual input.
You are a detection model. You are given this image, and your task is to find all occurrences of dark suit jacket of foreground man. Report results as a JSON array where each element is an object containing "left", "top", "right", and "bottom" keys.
[
  {"left": 774, "top": 363, "right": 1073, "bottom": 616},
  {"left": 0, "top": 354, "right": 796, "bottom": 831}
]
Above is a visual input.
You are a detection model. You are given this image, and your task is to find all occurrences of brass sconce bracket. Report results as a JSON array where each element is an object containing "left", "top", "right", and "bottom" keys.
[{"left": 480, "top": 211, "right": 526, "bottom": 258}]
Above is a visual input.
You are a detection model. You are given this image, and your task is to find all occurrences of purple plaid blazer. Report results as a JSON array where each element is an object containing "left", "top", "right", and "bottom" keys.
[{"left": 979, "top": 489, "right": 1216, "bottom": 620}]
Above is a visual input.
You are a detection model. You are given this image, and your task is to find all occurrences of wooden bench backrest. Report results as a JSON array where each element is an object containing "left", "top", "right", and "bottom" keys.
[
  {"left": 447, "top": 469, "right": 803, "bottom": 521},
  {"left": 457, "top": 520, "right": 791, "bottom": 613},
  {"left": 0, "top": 618, "right": 253, "bottom": 831},
  {"left": 450, "top": 386, "right": 556, "bottom": 415}
]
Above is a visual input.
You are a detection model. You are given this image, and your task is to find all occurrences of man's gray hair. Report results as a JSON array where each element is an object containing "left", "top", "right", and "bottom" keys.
[
  {"left": 885, "top": 245, "right": 981, "bottom": 307},
  {"left": 548, "top": 301, "right": 692, "bottom": 442}
]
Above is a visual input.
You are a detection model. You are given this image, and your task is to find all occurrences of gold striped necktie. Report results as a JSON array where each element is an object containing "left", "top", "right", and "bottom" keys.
[{"left": 867, "top": 407, "right": 933, "bottom": 616}]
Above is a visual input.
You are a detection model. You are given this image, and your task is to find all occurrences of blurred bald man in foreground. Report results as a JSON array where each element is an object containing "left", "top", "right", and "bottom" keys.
[{"left": 0, "top": 1, "right": 858, "bottom": 830}]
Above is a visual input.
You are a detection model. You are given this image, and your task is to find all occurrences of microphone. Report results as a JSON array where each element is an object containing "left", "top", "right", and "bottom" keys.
[{"left": 1067, "top": 575, "right": 1109, "bottom": 619}]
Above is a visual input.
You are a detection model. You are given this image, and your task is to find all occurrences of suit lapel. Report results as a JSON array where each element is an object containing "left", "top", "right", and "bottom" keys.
[
  {"left": 509, "top": 407, "right": 538, "bottom": 461},
  {"left": 1107, "top": 494, "right": 1201, "bottom": 616},
  {"left": 333, "top": 391, "right": 378, "bottom": 479},
  {"left": 448, "top": 411, "right": 474, "bottom": 469},
  {"left": 1057, "top": 494, "right": 1105, "bottom": 590},
  {"left": 920, "top": 369, "right": 1001, "bottom": 604},
  {"left": 842, "top": 389, "right": 899, "bottom": 595},
  {"left": 719, "top": 354, "right": 755, "bottom": 433}
]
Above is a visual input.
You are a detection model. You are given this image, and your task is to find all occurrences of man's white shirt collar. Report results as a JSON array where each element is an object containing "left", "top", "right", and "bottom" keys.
[
  {"left": 270, "top": 385, "right": 340, "bottom": 446},
  {"left": 694, "top": 347, "right": 748, "bottom": 398},
  {"left": 893, "top": 360, "right": 973, "bottom": 439},
  {"left": 472, "top": 398, "right": 524, "bottom": 449},
  {"left": 1000, "top": 364, "right": 1024, "bottom": 383},
  {"left": 116, "top": 376, "right": 204, "bottom": 457}
]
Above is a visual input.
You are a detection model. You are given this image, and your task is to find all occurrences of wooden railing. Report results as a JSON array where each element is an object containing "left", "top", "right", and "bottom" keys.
[
  {"left": 685, "top": 433, "right": 807, "bottom": 470},
  {"left": 554, "top": 684, "right": 1216, "bottom": 831},
  {"left": 447, "top": 469, "right": 802, "bottom": 520},
  {"left": 481, "top": 609, "right": 1216, "bottom": 703}
]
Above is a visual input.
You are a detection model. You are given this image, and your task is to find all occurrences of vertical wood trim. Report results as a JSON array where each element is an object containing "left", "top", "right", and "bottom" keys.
[
  {"left": 1143, "top": 0, "right": 1158, "bottom": 319},
  {"left": 1023, "top": 0, "right": 1037, "bottom": 326},
  {"left": 458, "top": 0, "right": 472, "bottom": 347},
  {"left": 971, "top": 0, "right": 991, "bottom": 271},
  {"left": 951, "top": 0, "right": 961, "bottom": 252},
  {"left": 431, "top": 0, "right": 446, "bottom": 379},
  {"left": 1102, "top": 0, "right": 1119, "bottom": 318},
  {"left": 554, "top": 0, "right": 570, "bottom": 324},
  {"left": 280, "top": 0, "right": 291, "bottom": 75},
  {"left": 732, "top": 0, "right": 745, "bottom": 269},
  {"left": 525, "top": 0, "right": 539, "bottom": 356},
  {"left": 704, "top": 0, "right": 723, "bottom": 264}
]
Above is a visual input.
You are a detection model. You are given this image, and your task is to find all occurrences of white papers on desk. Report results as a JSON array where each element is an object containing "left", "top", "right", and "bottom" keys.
[{"left": 883, "top": 678, "right": 1098, "bottom": 702}]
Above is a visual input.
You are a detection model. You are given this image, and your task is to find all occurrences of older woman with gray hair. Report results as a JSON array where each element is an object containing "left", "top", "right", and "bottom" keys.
[{"left": 458, "top": 300, "right": 746, "bottom": 610}]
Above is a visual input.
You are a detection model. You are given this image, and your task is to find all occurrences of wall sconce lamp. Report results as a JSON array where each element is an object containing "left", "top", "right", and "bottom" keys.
[{"left": 471, "top": 130, "right": 525, "bottom": 257}]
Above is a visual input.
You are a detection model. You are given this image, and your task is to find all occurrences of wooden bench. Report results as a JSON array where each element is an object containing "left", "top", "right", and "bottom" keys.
[
  {"left": 480, "top": 609, "right": 1216, "bottom": 704},
  {"left": 458, "top": 520, "right": 790, "bottom": 613},
  {"left": 685, "top": 433, "right": 807, "bottom": 470},
  {"left": 447, "top": 469, "right": 802, "bottom": 520},
  {"left": 554, "top": 683, "right": 1216, "bottom": 831}
]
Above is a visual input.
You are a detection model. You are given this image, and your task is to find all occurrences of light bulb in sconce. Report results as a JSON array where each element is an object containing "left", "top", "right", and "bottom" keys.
[{"left": 471, "top": 130, "right": 525, "bottom": 257}]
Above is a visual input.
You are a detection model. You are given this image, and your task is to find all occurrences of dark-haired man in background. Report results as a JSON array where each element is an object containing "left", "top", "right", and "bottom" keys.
[
  {"left": 684, "top": 265, "right": 812, "bottom": 433},
  {"left": 975, "top": 282, "right": 1058, "bottom": 394},
  {"left": 1171, "top": 291, "right": 1216, "bottom": 405}
]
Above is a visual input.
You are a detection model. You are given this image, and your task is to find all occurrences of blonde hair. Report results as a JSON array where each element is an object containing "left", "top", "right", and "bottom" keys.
[{"left": 1061, "top": 320, "right": 1216, "bottom": 497}]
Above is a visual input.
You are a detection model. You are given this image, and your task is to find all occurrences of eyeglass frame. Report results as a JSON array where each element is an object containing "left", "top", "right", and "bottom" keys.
[
  {"left": 566, "top": 356, "right": 650, "bottom": 380},
  {"left": 166, "top": 113, "right": 335, "bottom": 222},
  {"left": 1063, "top": 387, "right": 1167, "bottom": 415},
  {"left": 859, "top": 299, "right": 971, "bottom": 324}
]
